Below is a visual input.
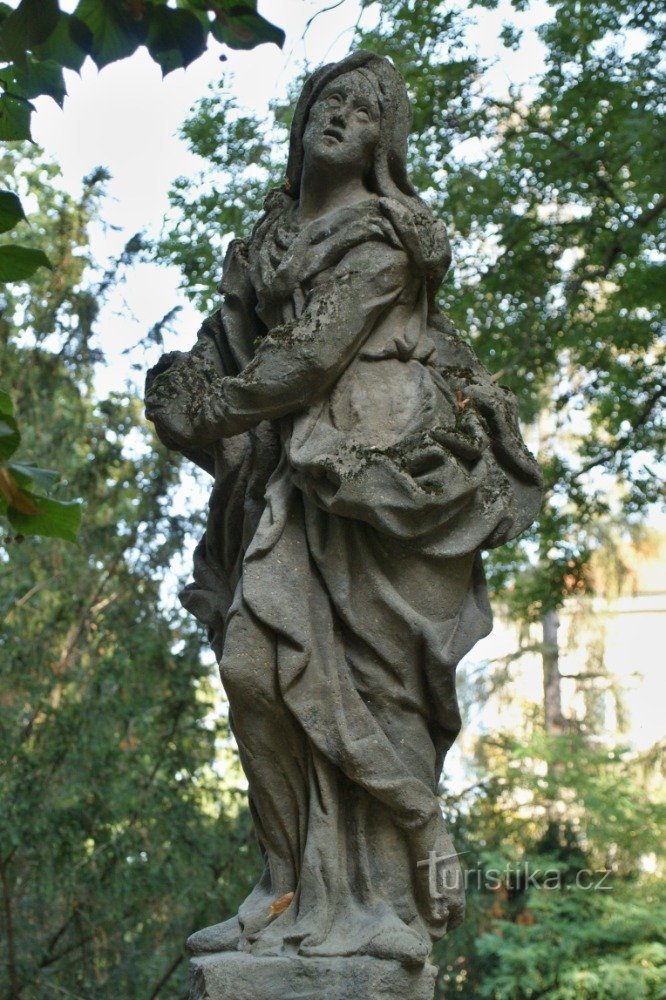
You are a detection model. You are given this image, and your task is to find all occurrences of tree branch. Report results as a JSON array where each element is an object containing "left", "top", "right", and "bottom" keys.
[
  {"left": 491, "top": 99, "right": 625, "bottom": 206},
  {"left": 147, "top": 952, "right": 185, "bottom": 1000},
  {"left": 0, "top": 857, "right": 19, "bottom": 999},
  {"left": 560, "top": 384, "right": 664, "bottom": 488}
]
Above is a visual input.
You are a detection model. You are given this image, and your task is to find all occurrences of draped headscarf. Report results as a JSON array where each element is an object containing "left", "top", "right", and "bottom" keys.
[{"left": 280, "top": 51, "right": 451, "bottom": 308}]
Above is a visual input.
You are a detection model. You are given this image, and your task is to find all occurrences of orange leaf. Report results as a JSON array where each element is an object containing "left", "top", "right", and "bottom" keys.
[
  {"left": 268, "top": 891, "right": 294, "bottom": 917},
  {"left": 455, "top": 389, "right": 469, "bottom": 411},
  {"left": 0, "top": 467, "right": 39, "bottom": 515}
]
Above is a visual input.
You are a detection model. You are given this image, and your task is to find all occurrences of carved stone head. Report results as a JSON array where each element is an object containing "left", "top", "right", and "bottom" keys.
[{"left": 285, "top": 51, "right": 417, "bottom": 206}]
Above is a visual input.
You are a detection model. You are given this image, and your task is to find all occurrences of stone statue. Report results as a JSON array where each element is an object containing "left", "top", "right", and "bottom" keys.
[{"left": 145, "top": 50, "right": 542, "bottom": 1000}]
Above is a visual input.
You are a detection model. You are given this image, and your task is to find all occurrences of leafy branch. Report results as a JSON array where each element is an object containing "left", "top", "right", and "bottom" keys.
[{"left": 0, "top": 390, "right": 82, "bottom": 544}]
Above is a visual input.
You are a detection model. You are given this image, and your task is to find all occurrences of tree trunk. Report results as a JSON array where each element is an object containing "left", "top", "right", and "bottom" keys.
[
  {"left": 542, "top": 608, "right": 566, "bottom": 734},
  {"left": 0, "top": 858, "right": 19, "bottom": 999}
]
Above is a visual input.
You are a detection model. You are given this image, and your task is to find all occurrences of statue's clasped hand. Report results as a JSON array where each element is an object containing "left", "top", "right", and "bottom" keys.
[{"left": 144, "top": 351, "right": 201, "bottom": 448}]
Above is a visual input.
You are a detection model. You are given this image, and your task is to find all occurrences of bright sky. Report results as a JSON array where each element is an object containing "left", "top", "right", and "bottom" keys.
[
  {"left": 22, "top": 0, "right": 554, "bottom": 710},
  {"left": 23, "top": 0, "right": 552, "bottom": 394},
  {"left": 11, "top": 1, "right": 663, "bottom": 767},
  {"left": 29, "top": 0, "right": 372, "bottom": 389}
]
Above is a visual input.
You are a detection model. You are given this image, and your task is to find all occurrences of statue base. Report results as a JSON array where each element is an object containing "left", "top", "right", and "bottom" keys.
[{"left": 189, "top": 951, "right": 437, "bottom": 999}]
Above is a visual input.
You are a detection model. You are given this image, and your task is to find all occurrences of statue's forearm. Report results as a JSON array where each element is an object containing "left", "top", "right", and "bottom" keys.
[{"left": 191, "top": 245, "right": 409, "bottom": 440}]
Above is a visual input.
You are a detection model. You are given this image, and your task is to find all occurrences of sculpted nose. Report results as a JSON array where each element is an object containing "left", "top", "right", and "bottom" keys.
[{"left": 329, "top": 109, "right": 346, "bottom": 129}]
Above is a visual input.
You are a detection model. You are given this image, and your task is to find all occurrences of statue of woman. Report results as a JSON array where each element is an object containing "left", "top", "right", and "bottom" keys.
[{"left": 145, "top": 51, "right": 542, "bottom": 973}]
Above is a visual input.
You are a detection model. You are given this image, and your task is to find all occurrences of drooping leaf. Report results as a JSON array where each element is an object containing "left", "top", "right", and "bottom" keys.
[
  {"left": 0, "top": 245, "right": 51, "bottom": 281},
  {"left": 0, "top": 466, "right": 39, "bottom": 513},
  {"left": 13, "top": 58, "right": 67, "bottom": 107},
  {"left": 0, "top": 92, "right": 33, "bottom": 141},
  {"left": 211, "top": 5, "right": 285, "bottom": 51},
  {"left": 0, "top": 412, "right": 20, "bottom": 460},
  {"left": 7, "top": 461, "right": 60, "bottom": 492},
  {"left": 33, "top": 12, "right": 93, "bottom": 71},
  {"left": 7, "top": 490, "right": 82, "bottom": 541},
  {"left": 74, "top": 0, "right": 146, "bottom": 69},
  {"left": 0, "top": 0, "right": 59, "bottom": 61},
  {"left": 146, "top": 7, "right": 207, "bottom": 76},
  {"left": 0, "top": 190, "right": 26, "bottom": 233}
]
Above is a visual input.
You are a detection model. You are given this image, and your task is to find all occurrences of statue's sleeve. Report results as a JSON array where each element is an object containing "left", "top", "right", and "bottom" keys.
[
  {"left": 149, "top": 242, "right": 409, "bottom": 444},
  {"left": 145, "top": 238, "right": 264, "bottom": 464}
]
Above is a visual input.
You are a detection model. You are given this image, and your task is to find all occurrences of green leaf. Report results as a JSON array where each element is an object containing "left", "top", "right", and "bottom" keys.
[
  {"left": 33, "top": 13, "right": 93, "bottom": 72},
  {"left": 13, "top": 58, "right": 67, "bottom": 107},
  {"left": 7, "top": 461, "right": 60, "bottom": 492},
  {"left": 146, "top": 7, "right": 207, "bottom": 76},
  {"left": 0, "top": 191, "right": 26, "bottom": 233},
  {"left": 0, "top": 465, "right": 38, "bottom": 512},
  {"left": 74, "top": 0, "right": 146, "bottom": 70},
  {"left": 0, "top": 92, "right": 33, "bottom": 141},
  {"left": 0, "top": 391, "right": 14, "bottom": 417},
  {"left": 0, "top": 414, "right": 20, "bottom": 460},
  {"left": 34, "top": 13, "right": 93, "bottom": 73},
  {"left": 0, "top": 0, "right": 59, "bottom": 61},
  {"left": 0, "top": 245, "right": 51, "bottom": 281},
  {"left": 7, "top": 490, "right": 82, "bottom": 542},
  {"left": 211, "top": 5, "right": 285, "bottom": 51}
]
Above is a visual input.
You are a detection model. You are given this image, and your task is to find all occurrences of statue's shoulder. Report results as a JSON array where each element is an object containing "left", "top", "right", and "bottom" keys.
[
  {"left": 262, "top": 188, "right": 292, "bottom": 214},
  {"left": 376, "top": 197, "right": 451, "bottom": 286},
  {"left": 243, "top": 188, "right": 296, "bottom": 260}
]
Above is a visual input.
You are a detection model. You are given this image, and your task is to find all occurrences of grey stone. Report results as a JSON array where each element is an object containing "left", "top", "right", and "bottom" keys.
[
  {"left": 190, "top": 952, "right": 437, "bottom": 1000},
  {"left": 145, "top": 49, "right": 543, "bottom": 998}
]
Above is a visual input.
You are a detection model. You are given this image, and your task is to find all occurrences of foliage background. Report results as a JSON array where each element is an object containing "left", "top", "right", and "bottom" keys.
[{"left": 1, "top": 1, "right": 664, "bottom": 997}]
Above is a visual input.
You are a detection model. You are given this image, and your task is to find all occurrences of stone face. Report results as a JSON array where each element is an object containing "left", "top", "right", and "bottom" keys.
[
  {"left": 190, "top": 953, "right": 437, "bottom": 1000},
  {"left": 145, "top": 48, "right": 543, "bottom": 999}
]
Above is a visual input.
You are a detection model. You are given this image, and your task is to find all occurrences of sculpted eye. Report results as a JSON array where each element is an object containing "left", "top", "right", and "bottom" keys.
[
  {"left": 356, "top": 107, "right": 370, "bottom": 120},
  {"left": 328, "top": 93, "right": 342, "bottom": 105}
]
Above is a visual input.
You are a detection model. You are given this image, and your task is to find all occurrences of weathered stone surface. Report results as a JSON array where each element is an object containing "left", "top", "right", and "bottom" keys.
[
  {"left": 190, "top": 952, "right": 437, "bottom": 1000},
  {"left": 146, "top": 48, "right": 543, "bottom": 999}
]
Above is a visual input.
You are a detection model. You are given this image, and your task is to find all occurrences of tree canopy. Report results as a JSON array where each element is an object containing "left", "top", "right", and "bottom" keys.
[
  {"left": 1, "top": 1, "right": 664, "bottom": 996},
  {"left": 154, "top": 4, "right": 665, "bottom": 994},
  {"left": 0, "top": 0, "right": 285, "bottom": 543},
  {"left": 156, "top": 0, "right": 664, "bottom": 734},
  {"left": 0, "top": 144, "right": 258, "bottom": 998}
]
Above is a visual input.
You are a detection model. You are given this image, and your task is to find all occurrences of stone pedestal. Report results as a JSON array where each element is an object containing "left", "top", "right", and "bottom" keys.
[{"left": 189, "top": 952, "right": 437, "bottom": 1000}]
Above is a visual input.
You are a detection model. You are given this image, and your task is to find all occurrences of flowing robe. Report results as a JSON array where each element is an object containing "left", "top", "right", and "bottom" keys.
[{"left": 145, "top": 192, "right": 543, "bottom": 961}]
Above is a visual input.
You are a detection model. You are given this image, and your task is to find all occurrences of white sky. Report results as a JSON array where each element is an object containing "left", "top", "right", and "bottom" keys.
[
  {"left": 21, "top": 0, "right": 552, "bottom": 393},
  {"left": 7, "top": 1, "right": 663, "bottom": 766}
]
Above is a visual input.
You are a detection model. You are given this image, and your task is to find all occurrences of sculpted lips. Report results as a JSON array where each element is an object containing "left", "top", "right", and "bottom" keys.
[{"left": 323, "top": 126, "right": 344, "bottom": 142}]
